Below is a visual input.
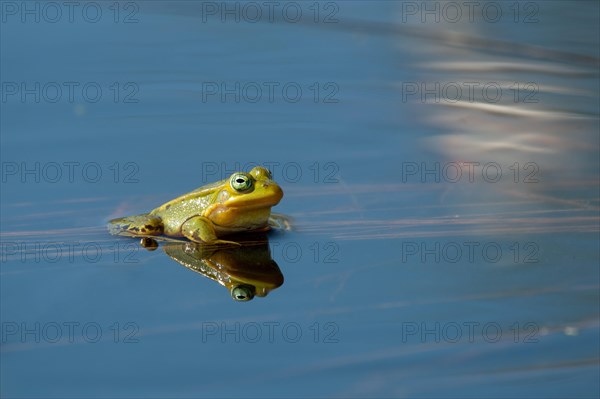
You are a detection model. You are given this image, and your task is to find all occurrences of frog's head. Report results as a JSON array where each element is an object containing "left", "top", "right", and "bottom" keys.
[
  {"left": 208, "top": 166, "right": 283, "bottom": 228},
  {"left": 224, "top": 166, "right": 283, "bottom": 208}
]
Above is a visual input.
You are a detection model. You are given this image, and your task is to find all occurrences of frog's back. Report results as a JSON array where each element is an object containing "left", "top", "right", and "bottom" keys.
[{"left": 149, "top": 180, "right": 223, "bottom": 235}]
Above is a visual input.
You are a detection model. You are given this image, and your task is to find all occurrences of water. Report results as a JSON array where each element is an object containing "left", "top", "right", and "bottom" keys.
[{"left": 1, "top": 1, "right": 599, "bottom": 397}]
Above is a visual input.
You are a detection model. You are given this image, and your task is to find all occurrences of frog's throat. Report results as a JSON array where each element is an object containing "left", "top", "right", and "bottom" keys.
[{"left": 208, "top": 206, "right": 272, "bottom": 230}]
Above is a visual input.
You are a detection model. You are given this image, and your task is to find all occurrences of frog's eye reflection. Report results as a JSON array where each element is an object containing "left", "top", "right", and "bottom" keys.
[
  {"left": 231, "top": 285, "right": 256, "bottom": 301},
  {"left": 230, "top": 173, "right": 252, "bottom": 192}
]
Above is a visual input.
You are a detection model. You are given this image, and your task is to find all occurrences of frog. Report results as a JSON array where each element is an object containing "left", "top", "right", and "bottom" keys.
[{"left": 108, "top": 166, "right": 286, "bottom": 245}]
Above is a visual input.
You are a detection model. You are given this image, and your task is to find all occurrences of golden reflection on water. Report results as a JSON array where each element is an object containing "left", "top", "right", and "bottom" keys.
[{"left": 389, "top": 5, "right": 599, "bottom": 196}]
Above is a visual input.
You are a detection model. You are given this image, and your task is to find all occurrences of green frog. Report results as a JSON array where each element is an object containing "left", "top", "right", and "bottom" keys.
[{"left": 108, "top": 166, "right": 286, "bottom": 245}]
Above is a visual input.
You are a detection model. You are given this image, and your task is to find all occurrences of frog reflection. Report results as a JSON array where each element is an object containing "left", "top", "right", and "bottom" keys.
[{"left": 140, "top": 234, "right": 283, "bottom": 301}]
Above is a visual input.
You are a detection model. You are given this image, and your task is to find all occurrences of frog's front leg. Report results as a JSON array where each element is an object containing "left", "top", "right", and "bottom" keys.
[
  {"left": 269, "top": 213, "right": 293, "bottom": 231},
  {"left": 181, "top": 216, "right": 240, "bottom": 246},
  {"left": 108, "top": 213, "right": 164, "bottom": 237}
]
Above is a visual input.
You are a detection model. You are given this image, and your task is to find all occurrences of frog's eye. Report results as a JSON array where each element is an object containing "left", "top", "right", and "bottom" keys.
[
  {"left": 230, "top": 173, "right": 253, "bottom": 192},
  {"left": 231, "top": 285, "right": 255, "bottom": 301}
]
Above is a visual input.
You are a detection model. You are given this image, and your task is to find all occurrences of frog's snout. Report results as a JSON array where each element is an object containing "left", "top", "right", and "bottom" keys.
[{"left": 265, "top": 182, "right": 283, "bottom": 204}]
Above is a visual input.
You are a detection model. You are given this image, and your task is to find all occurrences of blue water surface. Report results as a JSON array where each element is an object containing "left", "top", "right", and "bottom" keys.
[{"left": 1, "top": 1, "right": 599, "bottom": 398}]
